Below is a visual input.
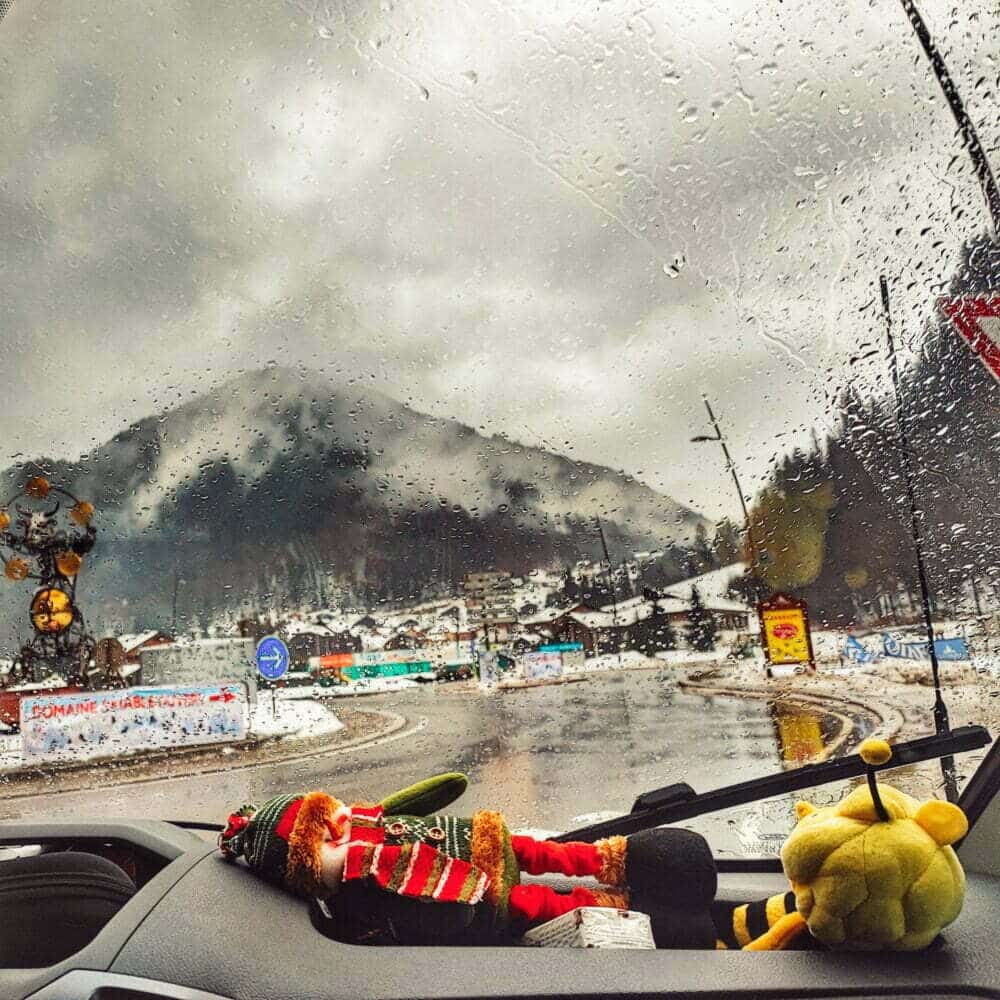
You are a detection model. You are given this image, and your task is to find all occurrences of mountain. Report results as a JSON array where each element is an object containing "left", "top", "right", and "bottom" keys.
[{"left": 0, "top": 368, "right": 707, "bottom": 642}]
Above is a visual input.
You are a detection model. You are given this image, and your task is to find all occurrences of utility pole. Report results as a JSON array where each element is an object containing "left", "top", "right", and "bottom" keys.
[
  {"left": 171, "top": 566, "right": 182, "bottom": 638},
  {"left": 880, "top": 274, "right": 959, "bottom": 802},
  {"left": 595, "top": 517, "right": 618, "bottom": 624},
  {"left": 691, "top": 396, "right": 762, "bottom": 576},
  {"left": 970, "top": 575, "right": 983, "bottom": 619},
  {"left": 899, "top": 0, "right": 1000, "bottom": 238},
  {"left": 595, "top": 518, "right": 620, "bottom": 657},
  {"left": 692, "top": 396, "right": 772, "bottom": 677}
]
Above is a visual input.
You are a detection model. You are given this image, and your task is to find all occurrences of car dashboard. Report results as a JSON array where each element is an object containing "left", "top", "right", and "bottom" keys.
[{"left": 0, "top": 811, "right": 997, "bottom": 1000}]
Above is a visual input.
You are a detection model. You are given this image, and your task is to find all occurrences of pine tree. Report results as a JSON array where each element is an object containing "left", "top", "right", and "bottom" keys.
[
  {"left": 713, "top": 518, "right": 742, "bottom": 566},
  {"left": 685, "top": 585, "right": 719, "bottom": 652},
  {"left": 690, "top": 523, "right": 715, "bottom": 575},
  {"left": 651, "top": 603, "right": 678, "bottom": 651}
]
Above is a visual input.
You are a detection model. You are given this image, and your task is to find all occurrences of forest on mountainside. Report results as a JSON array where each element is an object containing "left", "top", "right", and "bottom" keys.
[{"left": 737, "top": 236, "right": 1000, "bottom": 626}]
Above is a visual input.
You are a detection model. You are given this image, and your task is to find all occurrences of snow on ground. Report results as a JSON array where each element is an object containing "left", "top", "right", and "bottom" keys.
[
  {"left": 567, "top": 651, "right": 659, "bottom": 672},
  {"left": 811, "top": 629, "right": 848, "bottom": 662},
  {"left": 247, "top": 697, "right": 343, "bottom": 738},
  {"left": 662, "top": 562, "right": 746, "bottom": 604},
  {"left": 654, "top": 648, "right": 756, "bottom": 666},
  {"left": 561, "top": 648, "right": 765, "bottom": 674},
  {"left": 0, "top": 732, "right": 23, "bottom": 772}
]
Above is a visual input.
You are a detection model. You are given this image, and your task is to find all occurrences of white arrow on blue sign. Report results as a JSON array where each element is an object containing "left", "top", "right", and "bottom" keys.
[{"left": 255, "top": 635, "right": 290, "bottom": 681}]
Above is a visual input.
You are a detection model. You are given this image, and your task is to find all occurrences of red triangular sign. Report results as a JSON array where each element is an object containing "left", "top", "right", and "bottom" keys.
[{"left": 940, "top": 295, "right": 1000, "bottom": 383}]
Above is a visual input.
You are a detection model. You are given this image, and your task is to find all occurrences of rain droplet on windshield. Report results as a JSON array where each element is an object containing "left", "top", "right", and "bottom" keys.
[{"left": 663, "top": 255, "right": 686, "bottom": 278}]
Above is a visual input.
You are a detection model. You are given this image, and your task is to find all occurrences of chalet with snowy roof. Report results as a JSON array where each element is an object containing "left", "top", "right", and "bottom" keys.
[
  {"left": 384, "top": 628, "right": 428, "bottom": 651},
  {"left": 284, "top": 628, "right": 362, "bottom": 667},
  {"left": 540, "top": 605, "right": 622, "bottom": 654},
  {"left": 603, "top": 591, "right": 750, "bottom": 634},
  {"left": 541, "top": 582, "right": 752, "bottom": 655},
  {"left": 116, "top": 631, "right": 173, "bottom": 665}
]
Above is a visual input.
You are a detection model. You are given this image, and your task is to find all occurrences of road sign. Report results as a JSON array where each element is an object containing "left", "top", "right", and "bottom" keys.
[
  {"left": 940, "top": 295, "right": 1000, "bottom": 383},
  {"left": 758, "top": 593, "right": 815, "bottom": 672},
  {"left": 882, "top": 633, "right": 970, "bottom": 662},
  {"left": 255, "top": 635, "right": 289, "bottom": 681}
]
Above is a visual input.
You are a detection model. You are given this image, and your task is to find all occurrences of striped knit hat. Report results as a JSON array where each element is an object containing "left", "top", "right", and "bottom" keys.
[{"left": 219, "top": 791, "right": 342, "bottom": 897}]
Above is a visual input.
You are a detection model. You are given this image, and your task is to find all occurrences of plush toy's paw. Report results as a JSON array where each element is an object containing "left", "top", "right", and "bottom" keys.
[
  {"left": 625, "top": 827, "right": 717, "bottom": 907},
  {"left": 712, "top": 893, "right": 816, "bottom": 951}
]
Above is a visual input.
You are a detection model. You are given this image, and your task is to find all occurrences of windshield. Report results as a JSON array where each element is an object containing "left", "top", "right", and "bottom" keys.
[{"left": 0, "top": 0, "right": 997, "bottom": 860}]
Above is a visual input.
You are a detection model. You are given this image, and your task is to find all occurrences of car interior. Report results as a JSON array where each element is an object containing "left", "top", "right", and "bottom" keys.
[
  {"left": 0, "top": 733, "right": 996, "bottom": 1000},
  {"left": 2, "top": 0, "right": 998, "bottom": 998}
]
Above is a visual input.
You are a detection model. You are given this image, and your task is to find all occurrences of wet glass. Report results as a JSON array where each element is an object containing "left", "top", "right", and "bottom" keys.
[{"left": 0, "top": 0, "right": 997, "bottom": 861}]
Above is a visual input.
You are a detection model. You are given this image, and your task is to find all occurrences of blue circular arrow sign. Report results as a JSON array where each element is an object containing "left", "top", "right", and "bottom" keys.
[{"left": 255, "top": 635, "right": 289, "bottom": 681}]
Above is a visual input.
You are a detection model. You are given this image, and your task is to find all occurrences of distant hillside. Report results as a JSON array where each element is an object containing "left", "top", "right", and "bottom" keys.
[{"left": 0, "top": 368, "right": 708, "bottom": 644}]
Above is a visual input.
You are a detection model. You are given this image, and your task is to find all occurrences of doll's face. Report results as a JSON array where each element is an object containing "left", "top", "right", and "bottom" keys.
[{"left": 318, "top": 804, "right": 353, "bottom": 895}]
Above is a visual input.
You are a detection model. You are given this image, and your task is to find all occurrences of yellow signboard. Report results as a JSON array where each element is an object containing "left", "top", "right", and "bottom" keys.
[{"left": 758, "top": 594, "right": 814, "bottom": 669}]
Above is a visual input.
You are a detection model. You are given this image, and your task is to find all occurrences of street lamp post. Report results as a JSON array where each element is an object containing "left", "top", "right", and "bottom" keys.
[
  {"left": 691, "top": 396, "right": 771, "bottom": 678},
  {"left": 691, "top": 395, "right": 761, "bottom": 573}
]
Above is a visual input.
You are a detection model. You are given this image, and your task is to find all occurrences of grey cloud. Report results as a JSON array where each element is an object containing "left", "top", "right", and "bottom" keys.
[{"left": 0, "top": 0, "right": 997, "bottom": 520}]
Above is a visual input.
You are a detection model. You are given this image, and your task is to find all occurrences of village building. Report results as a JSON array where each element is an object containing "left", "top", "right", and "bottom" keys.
[
  {"left": 534, "top": 588, "right": 751, "bottom": 656},
  {"left": 116, "top": 630, "right": 173, "bottom": 666}
]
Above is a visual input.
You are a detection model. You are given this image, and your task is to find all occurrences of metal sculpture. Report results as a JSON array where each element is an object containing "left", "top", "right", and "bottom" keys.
[{"left": 1, "top": 476, "right": 97, "bottom": 685}]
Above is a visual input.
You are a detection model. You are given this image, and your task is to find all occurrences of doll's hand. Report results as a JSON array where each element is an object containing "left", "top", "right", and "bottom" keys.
[
  {"left": 318, "top": 804, "right": 352, "bottom": 896},
  {"left": 319, "top": 841, "right": 349, "bottom": 896}
]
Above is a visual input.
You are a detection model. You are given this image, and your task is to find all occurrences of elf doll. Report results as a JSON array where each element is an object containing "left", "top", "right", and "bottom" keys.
[{"left": 219, "top": 772, "right": 718, "bottom": 947}]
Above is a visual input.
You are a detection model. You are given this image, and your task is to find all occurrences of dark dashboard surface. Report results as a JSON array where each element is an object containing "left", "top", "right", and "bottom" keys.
[
  {"left": 115, "top": 856, "right": 1000, "bottom": 1000},
  {"left": 0, "top": 818, "right": 996, "bottom": 1000}
]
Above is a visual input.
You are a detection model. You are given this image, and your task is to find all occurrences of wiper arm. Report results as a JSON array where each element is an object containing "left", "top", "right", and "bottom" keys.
[{"left": 555, "top": 724, "right": 990, "bottom": 843}]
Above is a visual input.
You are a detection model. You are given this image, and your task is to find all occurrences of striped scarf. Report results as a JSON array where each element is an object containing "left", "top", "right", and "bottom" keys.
[{"left": 343, "top": 804, "right": 490, "bottom": 906}]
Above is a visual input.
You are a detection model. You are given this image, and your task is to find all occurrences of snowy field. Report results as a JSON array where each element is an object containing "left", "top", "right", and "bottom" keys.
[{"left": 247, "top": 696, "right": 344, "bottom": 738}]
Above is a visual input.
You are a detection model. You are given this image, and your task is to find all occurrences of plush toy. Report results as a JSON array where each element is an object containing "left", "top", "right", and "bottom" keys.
[
  {"left": 220, "top": 740, "right": 967, "bottom": 952},
  {"left": 714, "top": 738, "right": 968, "bottom": 951},
  {"left": 219, "top": 772, "right": 719, "bottom": 947}
]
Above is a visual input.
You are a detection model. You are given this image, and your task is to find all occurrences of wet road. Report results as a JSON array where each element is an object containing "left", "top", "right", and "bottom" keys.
[{"left": 0, "top": 671, "right": 843, "bottom": 857}]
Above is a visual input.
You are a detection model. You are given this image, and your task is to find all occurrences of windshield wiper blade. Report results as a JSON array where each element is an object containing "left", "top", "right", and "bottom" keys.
[{"left": 555, "top": 724, "right": 991, "bottom": 843}]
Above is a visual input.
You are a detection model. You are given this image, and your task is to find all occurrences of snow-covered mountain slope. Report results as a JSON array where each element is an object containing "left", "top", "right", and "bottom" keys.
[{"left": 0, "top": 368, "right": 707, "bottom": 638}]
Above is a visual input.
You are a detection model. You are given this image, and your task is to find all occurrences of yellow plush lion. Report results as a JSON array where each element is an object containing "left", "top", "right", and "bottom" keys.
[{"left": 779, "top": 739, "right": 967, "bottom": 951}]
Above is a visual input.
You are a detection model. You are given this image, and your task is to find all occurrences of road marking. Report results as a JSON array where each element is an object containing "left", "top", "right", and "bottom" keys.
[{"left": 313, "top": 716, "right": 428, "bottom": 759}]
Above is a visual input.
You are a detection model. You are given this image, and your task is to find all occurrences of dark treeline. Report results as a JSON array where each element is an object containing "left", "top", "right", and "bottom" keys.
[{"left": 738, "top": 237, "right": 1000, "bottom": 627}]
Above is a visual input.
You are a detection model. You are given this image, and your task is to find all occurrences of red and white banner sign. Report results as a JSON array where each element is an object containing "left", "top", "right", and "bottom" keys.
[
  {"left": 940, "top": 296, "right": 1000, "bottom": 383},
  {"left": 19, "top": 683, "right": 248, "bottom": 763}
]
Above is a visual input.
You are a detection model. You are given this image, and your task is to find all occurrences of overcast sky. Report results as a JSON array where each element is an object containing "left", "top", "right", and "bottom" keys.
[{"left": 0, "top": 0, "right": 997, "bottom": 521}]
